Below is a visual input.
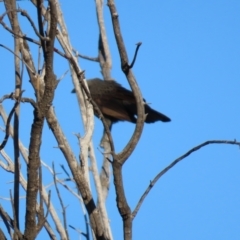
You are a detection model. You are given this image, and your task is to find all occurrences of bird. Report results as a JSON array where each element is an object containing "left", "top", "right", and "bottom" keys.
[{"left": 72, "top": 78, "right": 171, "bottom": 124}]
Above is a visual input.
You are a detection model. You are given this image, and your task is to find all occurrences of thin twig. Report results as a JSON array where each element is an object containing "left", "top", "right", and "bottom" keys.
[
  {"left": 60, "top": 164, "right": 71, "bottom": 178},
  {"left": 0, "top": 92, "right": 23, "bottom": 150},
  {"left": 0, "top": 9, "right": 49, "bottom": 41},
  {"left": 129, "top": 42, "right": 142, "bottom": 69},
  {"left": 0, "top": 19, "right": 68, "bottom": 59},
  {"left": 132, "top": 139, "right": 240, "bottom": 218},
  {"left": 0, "top": 93, "right": 14, "bottom": 103},
  {"left": 20, "top": 9, "right": 49, "bottom": 41},
  {"left": 69, "top": 225, "right": 88, "bottom": 238},
  {"left": 0, "top": 44, "right": 35, "bottom": 74},
  {"left": 52, "top": 163, "right": 70, "bottom": 240},
  {"left": 36, "top": 191, "right": 51, "bottom": 236},
  {"left": 72, "top": 49, "right": 99, "bottom": 62},
  {"left": 9, "top": 191, "right": 23, "bottom": 239},
  {"left": 12, "top": 14, "right": 23, "bottom": 228},
  {"left": 0, "top": 205, "right": 13, "bottom": 236}
]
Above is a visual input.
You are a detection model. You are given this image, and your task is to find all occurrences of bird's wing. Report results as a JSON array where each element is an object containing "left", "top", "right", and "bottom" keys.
[
  {"left": 89, "top": 81, "right": 140, "bottom": 122},
  {"left": 94, "top": 97, "right": 136, "bottom": 122}
]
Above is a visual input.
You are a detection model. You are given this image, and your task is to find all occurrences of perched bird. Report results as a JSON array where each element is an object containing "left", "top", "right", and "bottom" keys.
[{"left": 72, "top": 78, "right": 171, "bottom": 124}]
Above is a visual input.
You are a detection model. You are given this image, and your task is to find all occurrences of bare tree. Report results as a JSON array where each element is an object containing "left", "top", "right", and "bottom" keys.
[{"left": 0, "top": 1, "right": 239, "bottom": 240}]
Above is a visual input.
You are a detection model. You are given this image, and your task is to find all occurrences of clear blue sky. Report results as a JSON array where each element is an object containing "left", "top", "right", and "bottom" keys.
[{"left": 0, "top": 1, "right": 240, "bottom": 239}]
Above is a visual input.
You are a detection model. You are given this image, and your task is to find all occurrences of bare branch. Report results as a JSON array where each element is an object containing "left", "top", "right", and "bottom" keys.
[
  {"left": 0, "top": 93, "right": 36, "bottom": 108},
  {"left": 96, "top": 0, "right": 112, "bottom": 79},
  {"left": 107, "top": 1, "right": 145, "bottom": 239},
  {"left": 0, "top": 229, "right": 7, "bottom": 240},
  {"left": 24, "top": 0, "right": 58, "bottom": 238},
  {"left": 107, "top": 0, "right": 145, "bottom": 164},
  {"left": 33, "top": 2, "right": 109, "bottom": 235},
  {"left": 95, "top": 2, "right": 113, "bottom": 223},
  {"left": 132, "top": 140, "right": 240, "bottom": 218}
]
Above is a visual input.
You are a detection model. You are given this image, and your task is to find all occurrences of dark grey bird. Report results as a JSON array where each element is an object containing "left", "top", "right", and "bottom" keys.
[{"left": 72, "top": 78, "right": 171, "bottom": 124}]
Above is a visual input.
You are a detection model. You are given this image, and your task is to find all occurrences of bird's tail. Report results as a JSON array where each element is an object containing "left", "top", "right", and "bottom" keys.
[{"left": 145, "top": 105, "right": 171, "bottom": 123}]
